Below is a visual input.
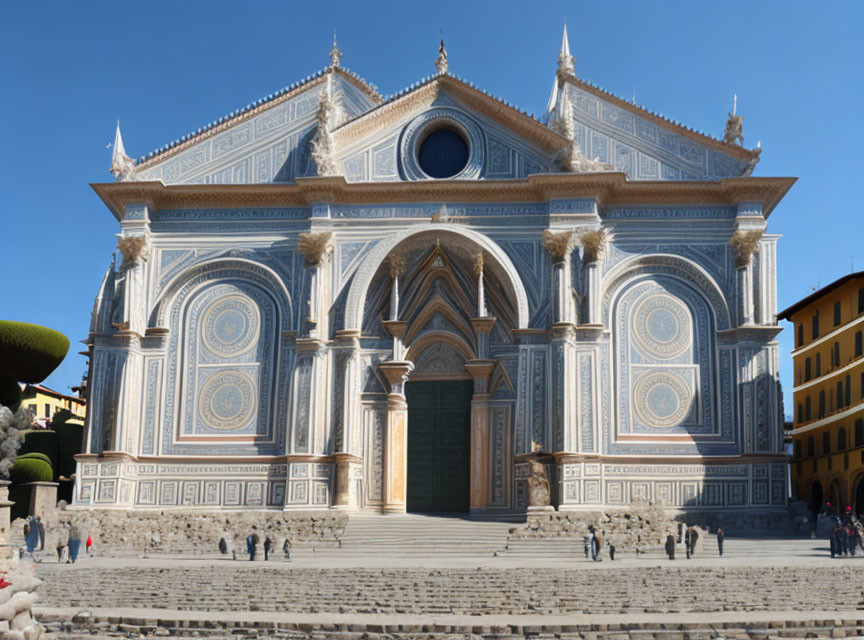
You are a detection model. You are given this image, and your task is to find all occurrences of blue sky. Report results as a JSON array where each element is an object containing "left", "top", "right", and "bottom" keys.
[{"left": 1, "top": 1, "right": 861, "bottom": 416}]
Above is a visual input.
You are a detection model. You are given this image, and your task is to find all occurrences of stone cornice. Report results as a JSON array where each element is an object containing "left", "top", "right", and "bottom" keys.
[{"left": 92, "top": 175, "right": 796, "bottom": 222}]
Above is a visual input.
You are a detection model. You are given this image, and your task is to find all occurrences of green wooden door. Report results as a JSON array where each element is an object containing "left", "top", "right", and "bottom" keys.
[{"left": 406, "top": 380, "right": 472, "bottom": 513}]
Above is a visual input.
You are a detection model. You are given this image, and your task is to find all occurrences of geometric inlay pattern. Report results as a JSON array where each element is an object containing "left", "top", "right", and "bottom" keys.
[
  {"left": 198, "top": 370, "right": 257, "bottom": 430},
  {"left": 631, "top": 293, "right": 691, "bottom": 360},
  {"left": 633, "top": 371, "right": 692, "bottom": 428},
  {"left": 202, "top": 295, "right": 260, "bottom": 357}
]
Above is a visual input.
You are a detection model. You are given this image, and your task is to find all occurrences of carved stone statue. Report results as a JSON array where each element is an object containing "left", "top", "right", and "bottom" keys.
[
  {"left": 329, "top": 30, "right": 342, "bottom": 68},
  {"left": 297, "top": 231, "right": 333, "bottom": 266},
  {"left": 310, "top": 75, "right": 343, "bottom": 177},
  {"left": 723, "top": 94, "right": 744, "bottom": 146},
  {"left": 117, "top": 233, "right": 150, "bottom": 269},
  {"left": 527, "top": 460, "right": 551, "bottom": 508},
  {"left": 434, "top": 34, "right": 448, "bottom": 75}
]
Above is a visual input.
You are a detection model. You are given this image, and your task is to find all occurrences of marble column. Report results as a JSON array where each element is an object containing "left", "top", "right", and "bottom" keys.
[
  {"left": 465, "top": 359, "right": 495, "bottom": 512},
  {"left": 578, "top": 228, "right": 608, "bottom": 327},
  {"left": 731, "top": 229, "right": 762, "bottom": 327},
  {"left": 331, "top": 452, "right": 362, "bottom": 510},
  {"left": 296, "top": 232, "right": 333, "bottom": 338},
  {"left": 541, "top": 230, "right": 574, "bottom": 325},
  {"left": 379, "top": 361, "right": 413, "bottom": 513}
]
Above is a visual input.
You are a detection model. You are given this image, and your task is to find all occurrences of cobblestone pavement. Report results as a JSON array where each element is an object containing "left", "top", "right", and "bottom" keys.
[{"left": 34, "top": 563, "right": 864, "bottom": 616}]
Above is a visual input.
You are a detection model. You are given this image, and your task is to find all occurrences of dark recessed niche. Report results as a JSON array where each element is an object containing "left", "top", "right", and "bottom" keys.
[{"left": 418, "top": 126, "right": 469, "bottom": 179}]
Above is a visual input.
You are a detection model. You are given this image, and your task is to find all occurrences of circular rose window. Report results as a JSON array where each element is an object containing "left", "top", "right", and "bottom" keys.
[{"left": 418, "top": 126, "right": 470, "bottom": 179}]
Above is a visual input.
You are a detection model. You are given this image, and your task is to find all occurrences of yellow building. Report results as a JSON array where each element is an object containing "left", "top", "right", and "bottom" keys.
[
  {"left": 778, "top": 272, "right": 864, "bottom": 514},
  {"left": 20, "top": 384, "right": 86, "bottom": 429}
]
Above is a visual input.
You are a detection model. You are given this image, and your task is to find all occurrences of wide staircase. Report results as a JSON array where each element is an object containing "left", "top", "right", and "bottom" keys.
[{"left": 294, "top": 513, "right": 521, "bottom": 560}]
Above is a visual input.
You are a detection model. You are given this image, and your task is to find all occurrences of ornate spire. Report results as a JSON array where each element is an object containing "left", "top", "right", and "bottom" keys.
[
  {"left": 109, "top": 119, "right": 137, "bottom": 181},
  {"left": 557, "top": 20, "right": 575, "bottom": 75},
  {"left": 329, "top": 29, "right": 342, "bottom": 68},
  {"left": 553, "top": 90, "right": 614, "bottom": 174},
  {"left": 434, "top": 30, "right": 448, "bottom": 75},
  {"left": 723, "top": 93, "right": 744, "bottom": 146}
]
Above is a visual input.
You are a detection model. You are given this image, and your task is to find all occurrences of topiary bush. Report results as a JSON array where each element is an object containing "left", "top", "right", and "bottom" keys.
[
  {"left": 0, "top": 321, "right": 70, "bottom": 383},
  {"left": 19, "top": 429, "right": 58, "bottom": 474},
  {"left": 9, "top": 457, "right": 53, "bottom": 484},
  {"left": 0, "top": 374, "right": 22, "bottom": 410},
  {"left": 16, "top": 452, "right": 53, "bottom": 467},
  {"left": 56, "top": 421, "right": 84, "bottom": 478}
]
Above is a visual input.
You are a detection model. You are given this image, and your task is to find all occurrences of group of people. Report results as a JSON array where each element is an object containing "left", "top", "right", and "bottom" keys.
[
  {"left": 830, "top": 518, "right": 861, "bottom": 558},
  {"left": 217, "top": 525, "right": 293, "bottom": 562},
  {"left": 583, "top": 526, "right": 616, "bottom": 561},
  {"left": 664, "top": 525, "right": 724, "bottom": 560},
  {"left": 22, "top": 515, "right": 89, "bottom": 563}
]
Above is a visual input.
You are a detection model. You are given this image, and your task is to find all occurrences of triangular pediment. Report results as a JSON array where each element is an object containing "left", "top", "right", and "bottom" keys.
[
  {"left": 133, "top": 68, "right": 381, "bottom": 185},
  {"left": 331, "top": 75, "right": 570, "bottom": 182},
  {"left": 556, "top": 75, "right": 759, "bottom": 180}
]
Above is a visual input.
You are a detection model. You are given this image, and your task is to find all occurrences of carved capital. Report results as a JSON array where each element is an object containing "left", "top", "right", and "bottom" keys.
[
  {"left": 541, "top": 229, "right": 573, "bottom": 263},
  {"left": 117, "top": 233, "right": 150, "bottom": 269},
  {"left": 579, "top": 227, "right": 611, "bottom": 263},
  {"left": 730, "top": 229, "right": 762, "bottom": 268},
  {"left": 297, "top": 232, "right": 333, "bottom": 266},
  {"left": 388, "top": 253, "right": 406, "bottom": 279},
  {"left": 473, "top": 251, "right": 485, "bottom": 277}
]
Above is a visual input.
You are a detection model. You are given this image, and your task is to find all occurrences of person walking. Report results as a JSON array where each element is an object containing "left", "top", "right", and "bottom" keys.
[
  {"left": 591, "top": 529, "right": 603, "bottom": 562},
  {"left": 55, "top": 522, "right": 69, "bottom": 563},
  {"left": 716, "top": 528, "right": 725, "bottom": 556},
  {"left": 68, "top": 521, "right": 82, "bottom": 564},
  {"left": 685, "top": 526, "right": 698, "bottom": 559},
  {"left": 665, "top": 533, "right": 676, "bottom": 560},
  {"left": 282, "top": 538, "right": 292, "bottom": 562},
  {"left": 246, "top": 526, "right": 260, "bottom": 561},
  {"left": 36, "top": 517, "right": 45, "bottom": 552},
  {"left": 582, "top": 533, "right": 591, "bottom": 559},
  {"left": 26, "top": 516, "right": 40, "bottom": 560},
  {"left": 263, "top": 536, "right": 272, "bottom": 561},
  {"left": 23, "top": 520, "right": 34, "bottom": 556},
  {"left": 85, "top": 535, "right": 92, "bottom": 555}
]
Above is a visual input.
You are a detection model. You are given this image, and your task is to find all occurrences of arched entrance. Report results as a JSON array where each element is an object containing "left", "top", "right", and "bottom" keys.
[
  {"left": 369, "top": 231, "right": 520, "bottom": 514},
  {"left": 811, "top": 480, "right": 823, "bottom": 512}
]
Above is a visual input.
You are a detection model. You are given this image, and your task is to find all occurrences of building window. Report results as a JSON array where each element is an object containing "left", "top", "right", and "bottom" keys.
[
  {"left": 797, "top": 461, "right": 802, "bottom": 477},
  {"left": 856, "top": 419, "right": 864, "bottom": 447},
  {"left": 44, "top": 403, "right": 50, "bottom": 418},
  {"left": 797, "top": 323, "right": 804, "bottom": 347},
  {"left": 845, "top": 453, "right": 850, "bottom": 470},
  {"left": 797, "top": 403, "right": 803, "bottom": 424},
  {"left": 819, "top": 390, "right": 826, "bottom": 418},
  {"left": 808, "top": 436, "right": 815, "bottom": 457},
  {"left": 856, "top": 331, "right": 862, "bottom": 358},
  {"left": 805, "top": 358, "right": 812, "bottom": 382},
  {"left": 28, "top": 404, "right": 37, "bottom": 416},
  {"left": 861, "top": 371, "right": 864, "bottom": 399},
  {"left": 417, "top": 126, "right": 470, "bottom": 179},
  {"left": 794, "top": 440, "right": 802, "bottom": 459},
  {"left": 823, "top": 431, "right": 831, "bottom": 455},
  {"left": 846, "top": 374, "right": 851, "bottom": 407},
  {"left": 835, "top": 301, "right": 842, "bottom": 326},
  {"left": 806, "top": 396, "right": 812, "bottom": 421},
  {"left": 812, "top": 312, "right": 820, "bottom": 340},
  {"left": 859, "top": 288, "right": 864, "bottom": 314},
  {"left": 816, "top": 353, "right": 822, "bottom": 377},
  {"left": 839, "top": 427, "right": 848, "bottom": 450},
  {"left": 834, "top": 341, "right": 841, "bottom": 368},
  {"left": 828, "top": 457, "right": 833, "bottom": 471},
  {"left": 838, "top": 381, "right": 844, "bottom": 408}
]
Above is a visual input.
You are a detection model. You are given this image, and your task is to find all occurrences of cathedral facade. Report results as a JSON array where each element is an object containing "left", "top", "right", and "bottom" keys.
[{"left": 75, "top": 30, "right": 794, "bottom": 515}]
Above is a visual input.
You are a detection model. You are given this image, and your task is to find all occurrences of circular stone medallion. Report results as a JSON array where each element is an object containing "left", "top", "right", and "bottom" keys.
[
  {"left": 201, "top": 295, "right": 259, "bottom": 357},
  {"left": 198, "top": 371, "right": 256, "bottom": 430},
  {"left": 631, "top": 293, "right": 691, "bottom": 360},
  {"left": 633, "top": 371, "right": 692, "bottom": 428}
]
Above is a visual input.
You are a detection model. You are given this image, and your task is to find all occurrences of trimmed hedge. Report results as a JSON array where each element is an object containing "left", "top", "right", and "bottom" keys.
[
  {"left": 19, "top": 429, "right": 58, "bottom": 474},
  {"left": 16, "top": 452, "right": 53, "bottom": 467},
  {"left": 0, "top": 374, "right": 22, "bottom": 410},
  {"left": 56, "top": 421, "right": 84, "bottom": 478},
  {"left": 10, "top": 457, "right": 53, "bottom": 484},
  {"left": 0, "top": 320, "right": 70, "bottom": 383}
]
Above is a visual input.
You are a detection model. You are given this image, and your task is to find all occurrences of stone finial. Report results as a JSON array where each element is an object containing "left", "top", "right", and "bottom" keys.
[
  {"left": 557, "top": 21, "right": 575, "bottom": 75},
  {"left": 723, "top": 94, "right": 744, "bottom": 146},
  {"left": 730, "top": 229, "right": 762, "bottom": 268},
  {"left": 117, "top": 233, "right": 150, "bottom": 269},
  {"left": 579, "top": 227, "right": 611, "bottom": 262},
  {"left": 109, "top": 119, "right": 137, "bottom": 181},
  {"left": 434, "top": 30, "right": 449, "bottom": 75},
  {"left": 388, "top": 253, "right": 406, "bottom": 279},
  {"left": 473, "top": 251, "right": 485, "bottom": 277},
  {"left": 297, "top": 231, "right": 333, "bottom": 266},
  {"left": 329, "top": 30, "right": 342, "bottom": 68},
  {"left": 541, "top": 229, "right": 573, "bottom": 263}
]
